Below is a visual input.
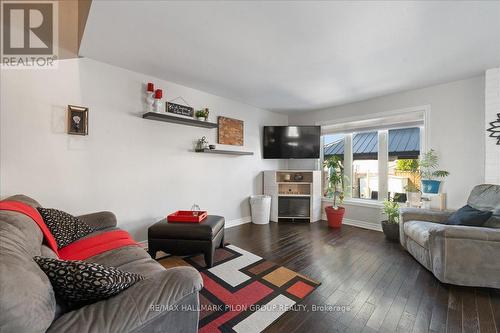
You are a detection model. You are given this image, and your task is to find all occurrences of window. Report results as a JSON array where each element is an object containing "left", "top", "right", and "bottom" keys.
[
  {"left": 323, "top": 133, "right": 345, "bottom": 196},
  {"left": 322, "top": 125, "right": 421, "bottom": 203},
  {"left": 388, "top": 127, "right": 420, "bottom": 202},
  {"left": 352, "top": 131, "right": 378, "bottom": 200}
]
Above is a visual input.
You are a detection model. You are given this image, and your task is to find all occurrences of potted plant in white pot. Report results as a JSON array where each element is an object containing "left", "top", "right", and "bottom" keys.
[
  {"left": 324, "top": 156, "right": 345, "bottom": 228},
  {"left": 195, "top": 108, "right": 209, "bottom": 121},
  {"left": 381, "top": 199, "right": 400, "bottom": 241},
  {"left": 419, "top": 149, "right": 450, "bottom": 194}
]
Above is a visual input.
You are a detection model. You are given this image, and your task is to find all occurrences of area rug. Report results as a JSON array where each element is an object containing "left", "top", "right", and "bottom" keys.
[{"left": 157, "top": 244, "right": 320, "bottom": 333}]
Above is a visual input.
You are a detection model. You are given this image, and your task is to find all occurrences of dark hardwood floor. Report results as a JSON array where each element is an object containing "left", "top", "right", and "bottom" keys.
[{"left": 224, "top": 221, "right": 500, "bottom": 333}]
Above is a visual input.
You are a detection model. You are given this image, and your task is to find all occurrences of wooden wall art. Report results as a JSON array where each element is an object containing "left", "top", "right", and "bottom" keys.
[{"left": 218, "top": 116, "right": 243, "bottom": 146}]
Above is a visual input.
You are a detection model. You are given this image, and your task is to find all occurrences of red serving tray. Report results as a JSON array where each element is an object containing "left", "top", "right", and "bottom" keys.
[{"left": 167, "top": 210, "right": 207, "bottom": 223}]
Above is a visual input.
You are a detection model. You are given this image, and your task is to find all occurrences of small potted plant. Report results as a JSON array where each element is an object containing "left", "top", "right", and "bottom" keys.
[
  {"left": 324, "top": 156, "right": 345, "bottom": 228},
  {"left": 381, "top": 199, "right": 400, "bottom": 241},
  {"left": 195, "top": 108, "right": 209, "bottom": 121},
  {"left": 419, "top": 149, "right": 449, "bottom": 194}
]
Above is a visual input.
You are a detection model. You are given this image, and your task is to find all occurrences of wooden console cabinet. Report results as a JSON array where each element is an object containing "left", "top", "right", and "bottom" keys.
[{"left": 263, "top": 170, "right": 322, "bottom": 223}]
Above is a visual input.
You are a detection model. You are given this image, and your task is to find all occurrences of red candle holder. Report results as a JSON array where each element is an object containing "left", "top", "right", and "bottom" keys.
[{"left": 154, "top": 89, "right": 163, "bottom": 99}]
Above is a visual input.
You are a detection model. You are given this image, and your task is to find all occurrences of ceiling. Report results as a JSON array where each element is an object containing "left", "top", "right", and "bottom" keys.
[{"left": 80, "top": 1, "right": 500, "bottom": 114}]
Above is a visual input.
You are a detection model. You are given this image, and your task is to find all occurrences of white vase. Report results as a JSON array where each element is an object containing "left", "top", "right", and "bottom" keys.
[
  {"left": 152, "top": 98, "right": 163, "bottom": 113},
  {"left": 197, "top": 117, "right": 206, "bottom": 121},
  {"left": 407, "top": 192, "right": 422, "bottom": 208}
]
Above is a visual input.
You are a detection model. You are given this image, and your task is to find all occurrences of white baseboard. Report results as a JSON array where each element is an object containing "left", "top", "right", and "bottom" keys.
[
  {"left": 225, "top": 216, "right": 252, "bottom": 229},
  {"left": 343, "top": 218, "right": 382, "bottom": 232},
  {"left": 321, "top": 214, "right": 382, "bottom": 232}
]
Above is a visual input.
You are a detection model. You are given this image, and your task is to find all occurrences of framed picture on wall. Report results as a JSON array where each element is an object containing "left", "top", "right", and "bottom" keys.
[
  {"left": 218, "top": 116, "right": 244, "bottom": 146},
  {"left": 67, "top": 105, "right": 88, "bottom": 135}
]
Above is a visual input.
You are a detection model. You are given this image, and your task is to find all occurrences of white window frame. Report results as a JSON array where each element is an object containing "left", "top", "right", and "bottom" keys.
[{"left": 320, "top": 105, "right": 430, "bottom": 208}]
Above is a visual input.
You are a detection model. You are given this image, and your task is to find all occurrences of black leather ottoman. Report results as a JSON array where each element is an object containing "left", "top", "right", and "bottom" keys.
[{"left": 148, "top": 215, "right": 225, "bottom": 268}]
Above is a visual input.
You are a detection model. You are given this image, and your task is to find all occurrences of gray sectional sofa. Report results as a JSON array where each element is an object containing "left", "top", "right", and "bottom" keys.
[
  {"left": 0, "top": 195, "right": 203, "bottom": 333},
  {"left": 400, "top": 184, "right": 500, "bottom": 289}
]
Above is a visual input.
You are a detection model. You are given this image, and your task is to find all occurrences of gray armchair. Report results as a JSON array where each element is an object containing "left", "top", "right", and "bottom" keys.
[{"left": 400, "top": 184, "right": 500, "bottom": 289}]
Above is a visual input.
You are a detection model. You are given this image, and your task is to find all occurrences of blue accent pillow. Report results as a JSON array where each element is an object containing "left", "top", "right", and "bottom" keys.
[{"left": 447, "top": 205, "right": 493, "bottom": 227}]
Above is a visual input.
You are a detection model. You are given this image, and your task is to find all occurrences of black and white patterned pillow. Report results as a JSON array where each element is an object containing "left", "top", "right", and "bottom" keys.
[
  {"left": 34, "top": 256, "right": 144, "bottom": 307},
  {"left": 37, "top": 208, "right": 96, "bottom": 248}
]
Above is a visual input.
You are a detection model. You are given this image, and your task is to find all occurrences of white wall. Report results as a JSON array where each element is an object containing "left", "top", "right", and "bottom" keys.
[
  {"left": 485, "top": 68, "right": 500, "bottom": 184},
  {"left": 0, "top": 58, "right": 287, "bottom": 241},
  {"left": 1, "top": 58, "right": 489, "bottom": 236},
  {"left": 290, "top": 76, "right": 486, "bottom": 213}
]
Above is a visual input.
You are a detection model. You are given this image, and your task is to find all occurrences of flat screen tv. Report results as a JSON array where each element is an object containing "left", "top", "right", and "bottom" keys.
[{"left": 263, "top": 126, "right": 320, "bottom": 159}]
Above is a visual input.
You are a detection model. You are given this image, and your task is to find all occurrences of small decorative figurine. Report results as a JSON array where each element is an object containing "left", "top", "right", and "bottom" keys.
[{"left": 196, "top": 136, "right": 209, "bottom": 151}]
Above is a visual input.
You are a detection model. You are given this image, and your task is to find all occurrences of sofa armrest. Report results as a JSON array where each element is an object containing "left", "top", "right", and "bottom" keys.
[
  {"left": 399, "top": 208, "right": 454, "bottom": 249},
  {"left": 427, "top": 225, "right": 500, "bottom": 288},
  {"left": 48, "top": 267, "right": 203, "bottom": 332},
  {"left": 78, "top": 211, "right": 117, "bottom": 230},
  {"left": 400, "top": 208, "right": 453, "bottom": 224},
  {"left": 429, "top": 225, "right": 500, "bottom": 242}
]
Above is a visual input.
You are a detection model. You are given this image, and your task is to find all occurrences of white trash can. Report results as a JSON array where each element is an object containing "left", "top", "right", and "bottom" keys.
[{"left": 249, "top": 195, "right": 271, "bottom": 225}]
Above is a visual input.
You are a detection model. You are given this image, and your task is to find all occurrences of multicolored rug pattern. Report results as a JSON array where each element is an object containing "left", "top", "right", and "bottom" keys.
[{"left": 158, "top": 244, "right": 320, "bottom": 333}]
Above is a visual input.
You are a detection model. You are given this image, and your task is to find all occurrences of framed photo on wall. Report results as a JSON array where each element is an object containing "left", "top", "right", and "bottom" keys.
[{"left": 67, "top": 105, "right": 88, "bottom": 135}]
